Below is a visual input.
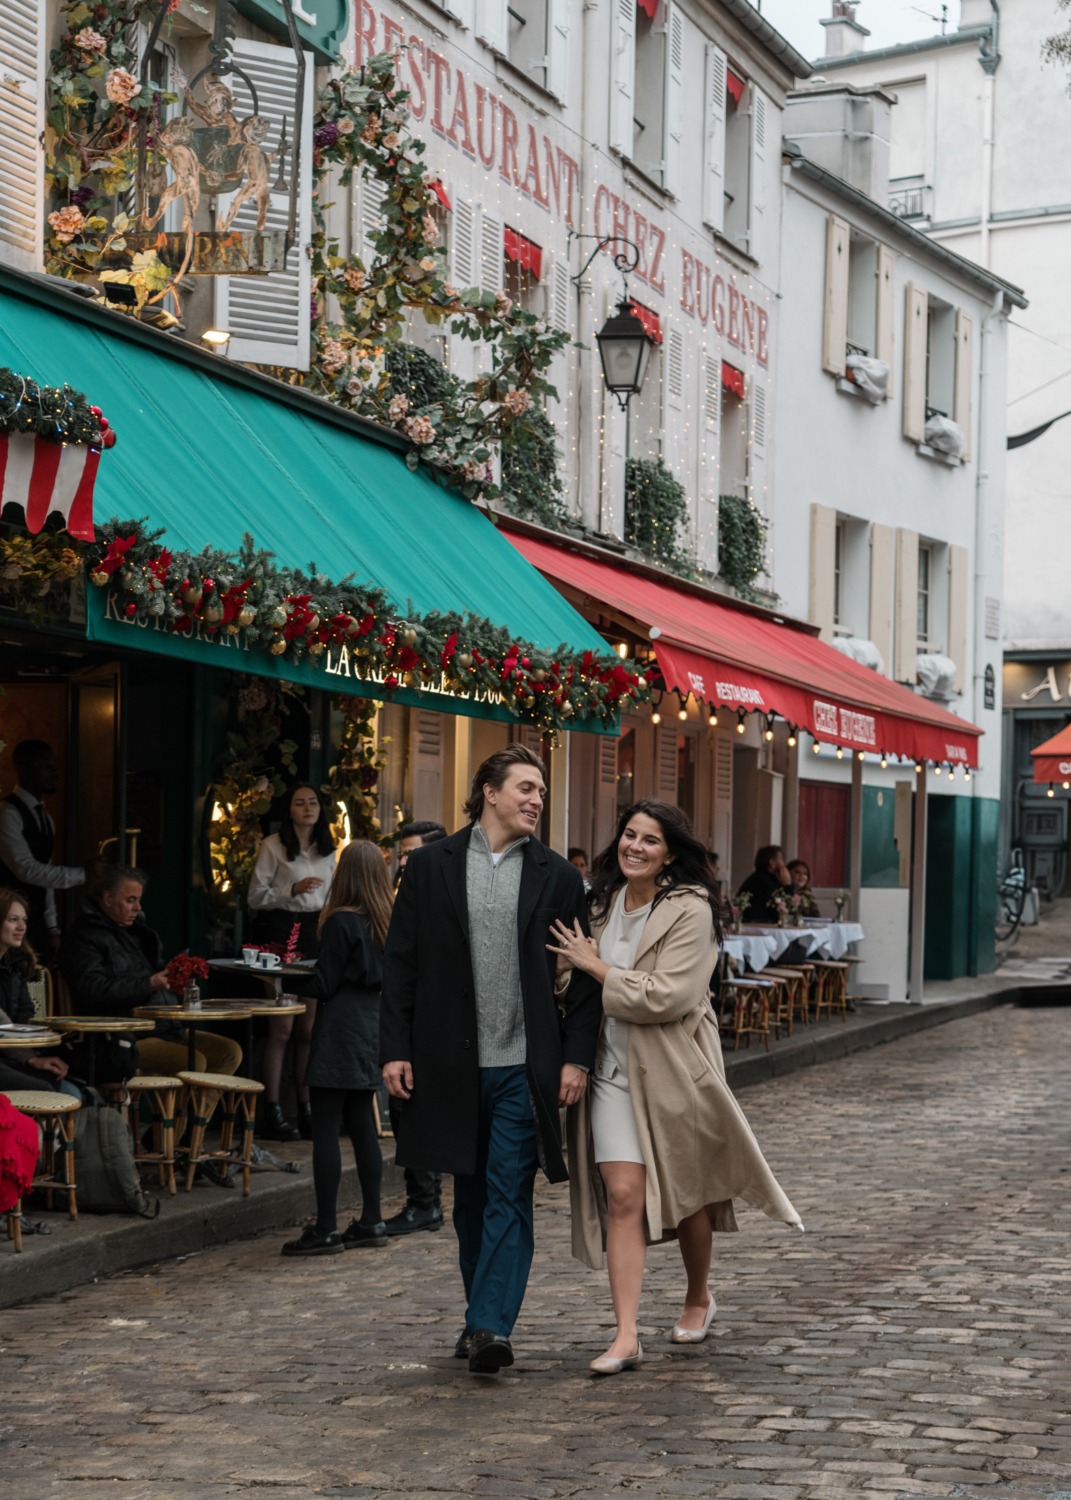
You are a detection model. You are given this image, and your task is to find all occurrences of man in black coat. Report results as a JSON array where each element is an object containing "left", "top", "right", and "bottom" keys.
[{"left": 382, "top": 744, "right": 602, "bottom": 1374}]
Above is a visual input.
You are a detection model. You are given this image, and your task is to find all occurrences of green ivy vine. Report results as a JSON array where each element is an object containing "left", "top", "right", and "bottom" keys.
[
  {"left": 624, "top": 457, "right": 694, "bottom": 573},
  {"left": 717, "top": 494, "right": 769, "bottom": 603}
]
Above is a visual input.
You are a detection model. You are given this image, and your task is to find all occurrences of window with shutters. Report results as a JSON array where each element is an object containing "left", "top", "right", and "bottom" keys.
[
  {"left": 916, "top": 540, "right": 947, "bottom": 653},
  {"left": 847, "top": 234, "right": 878, "bottom": 356},
  {"left": 924, "top": 296, "right": 955, "bottom": 420},
  {"left": 213, "top": 38, "right": 313, "bottom": 371},
  {"left": 917, "top": 545, "right": 931, "bottom": 644},
  {"left": 632, "top": 2, "right": 665, "bottom": 185},
  {"left": 504, "top": 229, "right": 543, "bottom": 314},
  {"left": 723, "top": 66, "right": 751, "bottom": 252},
  {"left": 721, "top": 374, "right": 747, "bottom": 500},
  {"left": 0, "top": 0, "right": 44, "bottom": 272}
]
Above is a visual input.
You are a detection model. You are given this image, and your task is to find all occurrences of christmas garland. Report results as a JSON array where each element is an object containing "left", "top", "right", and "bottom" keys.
[
  {"left": 0, "top": 368, "right": 115, "bottom": 448},
  {"left": 0, "top": 530, "right": 84, "bottom": 622},
  {"left": 87, "top": 518, "right": 648, "bottom": 734},
  {"left": 324, "top": 695, "right": 389, "bottom": 847}
]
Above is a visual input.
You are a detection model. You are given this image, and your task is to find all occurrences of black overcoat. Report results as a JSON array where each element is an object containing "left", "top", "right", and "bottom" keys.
[
  {"left": 304, "top": 910, "right": 383, "bottom": 1091},
  {"left": 380, "top": 825, "right": 602, "bottom": 1182}
]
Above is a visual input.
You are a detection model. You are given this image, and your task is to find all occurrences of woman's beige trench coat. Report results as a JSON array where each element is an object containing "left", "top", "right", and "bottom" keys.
[{"left": 565, "top": 884, "right": 801, "bottom": 1269}]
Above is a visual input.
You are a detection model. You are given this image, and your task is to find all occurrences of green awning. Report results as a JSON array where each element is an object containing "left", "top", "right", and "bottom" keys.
[{"left": 0, "top": 268, "right": 611, "bottom": 730}]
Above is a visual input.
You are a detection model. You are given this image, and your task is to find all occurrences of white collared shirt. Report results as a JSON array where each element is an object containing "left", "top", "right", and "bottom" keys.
[
  {"left": 247, "top": 832, "right": 336, "bottom": 912},
  {"left": 0, "top": 785, "right": 85, "bottom": 935}
]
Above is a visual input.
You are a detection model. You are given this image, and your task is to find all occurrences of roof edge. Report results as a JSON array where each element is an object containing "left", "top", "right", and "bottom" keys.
[
  {"left": 812, "top": 23, "right": 991, "bottom": 72},
  {"left": 716, "top": 0, "right": 813, "bottom": 79}
]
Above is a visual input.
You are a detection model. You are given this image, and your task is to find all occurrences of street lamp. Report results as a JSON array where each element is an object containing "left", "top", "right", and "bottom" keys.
[{"left": 596, "top": 300, "right": 654, "bottom": 411}]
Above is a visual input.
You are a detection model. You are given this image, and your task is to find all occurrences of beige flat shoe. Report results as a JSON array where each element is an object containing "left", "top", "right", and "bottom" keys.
[
  {"left": 670, "top": 1291, "right": 716, "bottom": 1343},
  {"left": 589, "top": 1340, "right": 643, "bottom": 1374}
]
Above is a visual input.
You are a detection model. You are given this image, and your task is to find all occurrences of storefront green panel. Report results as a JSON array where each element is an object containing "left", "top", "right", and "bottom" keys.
[
  {"left": 861, "top": 785, "right": 900, "bottom": 888},
  {"left": 924, "top": 794, "right": 973, "bottom": 980},
  {"left": 969, "top": 797, "right": 999, "bottom": 976}
]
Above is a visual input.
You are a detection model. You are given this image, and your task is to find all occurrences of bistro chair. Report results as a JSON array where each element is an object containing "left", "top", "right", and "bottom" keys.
[
  {"left": 126, "top": 1076, "right": 183, "bottom": 1196},
  {"left": 812, "top": 960, "right": 851, "bottom": 1021},
  {"left": 745, "top": 972, "right": 788, "bottom": 1041},
  {"left": 759, "top": 968, "right": 805, "bottom": 1039},
  {"left": 176, "top": 1071, "right": 264, "bottom": 1195},
  {"left": 1, "top": 1091, "right": 80, "bottom": 1243},
  {"left": 719, "top": 977, "right": 773, "bottom": 1052},
  {"left": 25, "top": 967, "right": 53, "bottom": 1021}
]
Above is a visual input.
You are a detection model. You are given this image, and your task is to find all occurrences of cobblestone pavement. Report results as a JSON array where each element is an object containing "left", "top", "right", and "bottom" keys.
[{"left": 2, "top": 1005, "right": 1070, "bottom": 1500}]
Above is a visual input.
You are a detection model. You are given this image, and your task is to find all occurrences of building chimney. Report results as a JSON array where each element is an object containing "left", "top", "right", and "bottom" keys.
[{"left": 820, "top": 0, "right": 870, "bottom": 57}]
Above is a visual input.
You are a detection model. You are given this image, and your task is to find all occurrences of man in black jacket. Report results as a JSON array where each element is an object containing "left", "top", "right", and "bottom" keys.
[
  {"left": 382, "top": 745, "right": 602, "bottom": 1374},
  {"left": 59, "top": 866, "right": 241, "bottom": 1075}
]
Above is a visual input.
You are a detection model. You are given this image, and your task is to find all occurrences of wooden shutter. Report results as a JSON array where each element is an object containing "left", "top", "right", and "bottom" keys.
[
  {"left": 747, "top": 85, "right": 767, "bottom": 265},
  {"left": 476, "top": 0, "right": 509, "bottom": 55},
  {"left": 410, "top": 710, "right": 444, "bottom": 823},
  {"left": 608, "top": 0, "right": 636, "bottom": 159},
  {"left": 214, "top": 39, "right": 313, "bottom": 371},
  {"left": 450, "top": 196, "right": 477, "bottom": 287},
  {"left": 947, "top": 543, "right": 969, "bottom": 693},
  {"left": 549, "top": 256, "right": 571, "bottom": 333},
  {"left": 702, "top": 43, "right": 727, "bottom": 234},
  {"left": 664, "top": 324, "right": 684, "bottom": 476},
  {"left": 748, "top": 378, "right": 767, "bottom": 514},
  {"left": 822, "top": 214, "right": 850, "bottom": 377},
  {"left": 869, "top": 521, "right": 895, "bottom": 676},
  {"left": 875, "top": 243, "right": 895, "bottom": 373},
  {"left": 714, "top": 730, "right": 733, "bottom": 885},
  {"left": 479, "top": 205, "right": 504, "bottom": 294},
  {"left": 0, "top": 0, "right": 43, "bottom": 271},
  {"left": 697, "top": 348, "right": 720, "bottom": 568},
  {"left": 357, "top": 177, "right": 386, "bottom": 260},
  {"left": 903, "top": 280, "right": 928, "bottom": 442},
  {"left": 662, "top": 3, "right": 685, "bottom": 197},
  {"left": 595, "top": 735, "right": 618, "bottom": 853},
  {"left": 656, "top": 726, "right": 678, "bottom": 802},
  {"left": 546, "top": 0, "right": 570, "bottom": 100},
  {"left": 809, "top": 502, "right": 836, "bottom": 643},
  {"left": 954, "top": 308, "right": 974, "bottom": 461},
  {"left": 894, "top": 526, "right": 919, "bottom": 683}
]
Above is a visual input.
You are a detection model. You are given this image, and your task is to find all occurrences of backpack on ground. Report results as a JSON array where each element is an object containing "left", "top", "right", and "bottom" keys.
[{"left": 70, "top": 1105, "right": 159, "bottom": 1217}]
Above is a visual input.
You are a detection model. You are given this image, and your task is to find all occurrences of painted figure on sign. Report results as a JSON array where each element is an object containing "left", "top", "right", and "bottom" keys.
[
  {"left": 218, "top": 116, "right": 276, "bottom": 232},
  {"left": 141, "top": 116, "right": 201, "bottom": 233}
]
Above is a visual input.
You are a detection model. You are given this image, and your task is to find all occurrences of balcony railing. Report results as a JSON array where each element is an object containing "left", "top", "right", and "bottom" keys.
[{"left": 888, "top": 185, "right": 928, "bottom": 221}]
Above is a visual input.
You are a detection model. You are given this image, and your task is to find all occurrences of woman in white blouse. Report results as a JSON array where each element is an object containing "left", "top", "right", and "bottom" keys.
[{"left": 249, "top": 783, "right": 336, "bottom": 1140}]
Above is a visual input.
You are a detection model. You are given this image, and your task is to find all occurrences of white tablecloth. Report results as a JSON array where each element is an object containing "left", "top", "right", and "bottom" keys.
[{"left": 723, "top": 923, "right": 865, "bottom": 972}]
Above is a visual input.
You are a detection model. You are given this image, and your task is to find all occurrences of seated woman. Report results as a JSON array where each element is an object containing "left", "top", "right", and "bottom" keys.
[
  {"left": 0, "top": 888, "right": 81, "bottom": 1100},
  {"left": 787, "top": 860, "right": 821, "bottom": 918}
]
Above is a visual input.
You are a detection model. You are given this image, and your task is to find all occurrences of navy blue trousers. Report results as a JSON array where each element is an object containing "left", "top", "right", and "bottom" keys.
[{"left": 452, "top": 1064, "right": 539, "bottom": 1338}]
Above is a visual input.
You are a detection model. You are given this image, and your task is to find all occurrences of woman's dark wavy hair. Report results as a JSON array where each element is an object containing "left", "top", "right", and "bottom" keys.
[
  {"left": 279, "top": 783, "right": 336, "bottom": 862},
  {"left": 588, "top": 799, "right": 723, "bottom": 941}
]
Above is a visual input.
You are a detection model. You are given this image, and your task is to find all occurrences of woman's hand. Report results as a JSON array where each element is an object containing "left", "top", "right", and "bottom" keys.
[
  {"left": 292, "top": 877, "right": 323, "bottom": 896},
  {"left": 547, "top": 918, "right": 600, "bottom": 975}
]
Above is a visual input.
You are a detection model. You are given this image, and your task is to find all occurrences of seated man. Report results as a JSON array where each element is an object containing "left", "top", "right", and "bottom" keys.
[
  {"left": 735, "top": 844, "right": 792, "bottom": 926},
  {"left": 58, "top": 865, "right": 241, "bottom": 1076}
]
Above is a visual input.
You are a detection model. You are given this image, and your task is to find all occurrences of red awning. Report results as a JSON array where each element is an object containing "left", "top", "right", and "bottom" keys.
[
  {"left": 722, "top": 360, "right": 745, "bottom": 398},
  {"left": 1030, "top": 723, "right": 1071, "bottom": 783},
  {"left": 727, "top": 67, "right": 746, "bottom": 106},
  {"left": 504, "top": 228, "right": 543, "bottom": 281},
  {"left": 630, "top": 299, "right": 663, "bottom": 344},
  {"left": 506, "top": 533, "right": 983, "bottom": 766},
  {"left": 637, "top": 0, "right": 658, "bottom": 18},
  {"left": 430, "top": 179, "right": 452, "bottom": 211}
]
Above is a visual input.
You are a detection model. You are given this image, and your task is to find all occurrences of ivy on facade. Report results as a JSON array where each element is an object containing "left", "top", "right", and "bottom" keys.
[
  {"left": 625, "top": 457, "right": 695, "bottom": 574},
  {"left": 717, "top": 493, "right": 770, "bottom": 603}
]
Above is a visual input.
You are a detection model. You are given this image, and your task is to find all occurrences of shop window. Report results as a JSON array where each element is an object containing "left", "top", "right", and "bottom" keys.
[{"left": 798, "top": 780, "right": 849, "bottom": 888}]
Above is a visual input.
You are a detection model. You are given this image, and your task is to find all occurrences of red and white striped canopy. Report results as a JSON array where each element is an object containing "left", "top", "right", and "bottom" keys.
[{"left": 0, "top": 431, "right": 98, "bottom": 542}]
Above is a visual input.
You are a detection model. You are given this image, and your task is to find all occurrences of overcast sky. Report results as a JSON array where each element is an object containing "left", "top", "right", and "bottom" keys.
[{"left": 759, "top": 0, "right": 956, "bottom": 64}]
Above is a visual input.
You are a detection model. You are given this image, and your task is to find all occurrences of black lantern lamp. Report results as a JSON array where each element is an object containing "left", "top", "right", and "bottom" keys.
[{"left": 596, "top": 300, "right": 655, "bottom": 410}]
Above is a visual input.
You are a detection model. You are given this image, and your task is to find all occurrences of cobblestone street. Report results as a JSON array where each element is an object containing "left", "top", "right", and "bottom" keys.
[{"left": 2, "top": 1005, "right": 1070, "bottom": 1500}]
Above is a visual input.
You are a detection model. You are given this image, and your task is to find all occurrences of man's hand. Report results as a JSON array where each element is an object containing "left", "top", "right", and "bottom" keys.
[
  {"left": 558, "top": 1063, "right": 587, "bottom": 1107},
  {"left": 150, "top": 971, "right": 171, "bottom": 992},
  {"left": 27, "top": 1056, "right": 67, "bottom": 1079},
  {"left": 383, "top": 1060, "right": 413, "bottom": 1100}
]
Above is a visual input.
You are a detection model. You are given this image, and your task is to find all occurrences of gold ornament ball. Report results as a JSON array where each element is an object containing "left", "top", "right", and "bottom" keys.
[
  {"left": 225, "top": 622, "right": 241, "bottom": 635},
  {"left": 183, "top": 585, "right": 203, "bottom": 605},
  {"left": 401, "top": 626, "right": 418, "bottom": 647},
  {"left": 270, "top": 637, "right": 287, "bottom": 656},
  {"left": 562, "top": 701, "right": 575, "bottom": 716},
  {"left": 307, "top": 612, "right": 320, "bottom": 633},
  {"left": 270, "top": 606, "right": 287, "bottom": 627},
  {"left": 237, "top": 606, "right": 255, "bottom": 628},
  {"left": 308, "top": 640, "right": 324, "bottom": 656},
  {"left": 457, "top": 651, "right": 473, "bottom": 669},
  {"left": 203, "top": 604, "right": 223, "bottom": 624},
  {"left": 89, "top": 569, "right": 108, "bottom": 587},
  {"left": 532, "top": 667, "right": 546, "bottom": 682},
  {"left": 120, "top": 567, "right": 135, "bottom": 588}
]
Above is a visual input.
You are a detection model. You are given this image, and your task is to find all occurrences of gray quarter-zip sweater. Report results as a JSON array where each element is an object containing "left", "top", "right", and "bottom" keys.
[{"left": 466, "top": 822, "right": 528, "bottom": 1067}]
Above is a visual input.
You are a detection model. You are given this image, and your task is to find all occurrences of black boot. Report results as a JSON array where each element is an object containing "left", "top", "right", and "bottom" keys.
[
  {"left": 260, "top": 1102, "right": 300, "bottom": 1142},
  {"left": 297, "top": 1100, "right": 314, "bottom": 1140}
]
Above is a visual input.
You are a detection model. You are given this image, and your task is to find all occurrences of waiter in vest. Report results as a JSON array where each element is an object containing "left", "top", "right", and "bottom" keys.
[{"left": 0, "top": 741, "right": 91, "bottom": 956}]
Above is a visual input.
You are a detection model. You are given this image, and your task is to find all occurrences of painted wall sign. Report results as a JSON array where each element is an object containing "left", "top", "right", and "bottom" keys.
[
  {"left": 680, "top": 249, "right": 769, "bottom": 365},
  {"left": 984, "top": 662, "right": 995, "bottom": 711},
  {"left": 592, "top": 185, "right": 667, "bottom": 296}
]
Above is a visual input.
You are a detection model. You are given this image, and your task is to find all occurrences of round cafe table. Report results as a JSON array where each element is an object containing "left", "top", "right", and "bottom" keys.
[
  {"left": 196, "top": 999, "right": 306, "bottom": 1081},
  {"left": 0, "top": 1029, "right": 61, "bottom": 1050},
  {"left": 133, "top": 1006, "right": 253, "bottom": 1073},
  {"left": 209, "top": 959, "right": 314, "bottom": 1000},
  {"left": 49, "top": 1016, "right": 156, "bottom": 1089}
]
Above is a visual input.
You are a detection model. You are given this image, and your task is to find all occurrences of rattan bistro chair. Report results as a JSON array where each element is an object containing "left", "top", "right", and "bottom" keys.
[
  {"left": 812, "top": 960, "right": 851, "bottom": 1021},
  {"left": 126, "top": 1076, "right": 183, "bottom": 1195},
  {"left": 176, "top": 1072, "right": 263, "bottom": 1195},
  {"left": 719, "top": 977, "right": 774, "bottom": 1051},
  {"left": 2, "top": 1091, "right": 80, "bottom": 1248}
]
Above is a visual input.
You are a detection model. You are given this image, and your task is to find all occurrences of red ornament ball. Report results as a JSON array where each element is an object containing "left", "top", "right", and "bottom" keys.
[
  {"left": 90, "top": 405, "right": 101, "bottom": 417},
  {"left": 102, "top": 429, "right": 116, "bottom": 449},
  {"left": 521, "top": 656, "right": 530, "bottom": 668},
  {"left": 98, "top": 415, "right": 109, "bottom": 431},
  {"left": 125, "top": 603, "right": 137, "bottom": 617}
]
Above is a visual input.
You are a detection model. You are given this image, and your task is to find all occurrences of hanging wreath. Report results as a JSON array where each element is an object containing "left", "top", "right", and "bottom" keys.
[{"left": 87, "top": 519, "right": 648, "bottom": 734}]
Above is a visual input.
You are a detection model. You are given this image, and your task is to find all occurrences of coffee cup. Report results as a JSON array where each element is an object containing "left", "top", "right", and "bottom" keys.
[
  {"left": 257, "top": 952, "right": 281, "bottom": 969},
  {"left": 242, "top": 947, "right": 258, "bottom": 965}
]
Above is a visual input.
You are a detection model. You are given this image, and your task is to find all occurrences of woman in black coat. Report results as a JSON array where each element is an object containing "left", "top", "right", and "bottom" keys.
[{"left": 282, "top": 840, "right": 393, "bottom": 1258}]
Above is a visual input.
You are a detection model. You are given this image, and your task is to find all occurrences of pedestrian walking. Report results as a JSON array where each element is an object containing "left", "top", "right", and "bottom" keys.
[
  {"left": 381, "top": 745, "right": 603, "bottom": 1374},
  {"left": 249, "top": 783, "right": 336, "bottom": 1141},
  {"left": 550, "top": 799, "right": 802, "bottom": 1375},
  {"left": 282, "top": 839, "right": 393, "bottom": 1257}
]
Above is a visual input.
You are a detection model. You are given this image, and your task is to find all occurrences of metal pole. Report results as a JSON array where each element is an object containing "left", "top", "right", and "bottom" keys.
[
  {"left": 849, "top": 750, "right": 863, "bottom": 924},
  {"left": 909, "top": 762, "right": 928, "bottom": 1003}
]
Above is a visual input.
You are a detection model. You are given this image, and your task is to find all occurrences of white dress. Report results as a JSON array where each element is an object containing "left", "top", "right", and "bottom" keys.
[{"left": 590, "top": 886, "right": 653, "bottom": 1166}]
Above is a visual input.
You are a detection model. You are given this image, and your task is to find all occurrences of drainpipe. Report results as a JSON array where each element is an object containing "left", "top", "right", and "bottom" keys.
[
  {"left": 974, "top": 287, "right": 1003, "bottom": 731},
  {"left": 576, "top": 0, "right": 602, "bottom": 531},
  {"left": 978, "top": 1, "right": 1000, "bottom": 269}
]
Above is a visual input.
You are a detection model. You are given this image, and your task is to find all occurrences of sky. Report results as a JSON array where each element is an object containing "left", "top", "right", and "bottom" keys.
[{"left": 758, "top": 0, "right": 960, "bottom": 64}]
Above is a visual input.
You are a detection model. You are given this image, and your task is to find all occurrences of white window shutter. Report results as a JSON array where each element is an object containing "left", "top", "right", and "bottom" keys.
[
  {"left": 875, "top": 243, "right": 895, "bottom": 374},
  {"left": 214, "top": 39, "right": 313, "bottom": 371},
  {"left": 894, "top": 525, "right": 919, "bottom": 683},
  {"left": 0, "top": 0, "right": 44, "bottom": 272},
  {"left": 697, "top": 348, "right": 721, "bottom": 569},
  {"left": 450, "top": 196, "right": 477, "bottom": 287},
  {"left": 748, "top": 378, "right": 766, "bottom": 515},
  {"left": 954, "top": 308, "right": 974, "bottom": 461},
  {"left": 550, "top": 256, "right": 571, "bottom": 333},
  {"left": 903, "top": 280, "right": 928, "bottom": 442},
  {"left": 947, "top": 543, "right": 969, "bottom": 692},
  {"left": 608, "top": 0, "right": 636, "bottom": 159},
  {"left": 479, "top": 205, "right": 504, "bottom": 295},
  {"left": 747, "top": 85, "right": 767, "bottom": 265},
  {"left": 809, "top": 502, "right": 836, "bottom": 641},
  {"left": 702, "top": 43, "right": 726, "bottom": 234},
  {"left": 822, "top": 213, "right": 850, "bottom": 378},
  {"left": 476, "top": 0, "right": 509, "bottom": 56},
  {"left": 546, "top": 0, "right": 570, "bottom": 100},
  {"left": 662, "top": 4, "right": 685, "bottom": 197},
  {"left": 449, "top": 0, "right": 474, "bottom": 29},
  {"left": 357, "top": 176, "right": 386, "bottom": 261}
]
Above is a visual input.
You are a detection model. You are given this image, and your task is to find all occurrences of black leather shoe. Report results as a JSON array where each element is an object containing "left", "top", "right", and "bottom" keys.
[
  {"left": 384, "top": 1202, "right": 444, "bottom": 1237},
  {"left": 260, "top": 1103, "right": 301, "bottom": 1142},
  {"left": 468, "top": 1329, "right": 513, "bottom": 1373},
  {"left": 297, "top": 1101, "right": 314, "bottom": 1140},
  {"left": 342, "top": 1218, "right": 388, "bottom": 1249},
  {"left": 454, "top": 1327, "right": 474, "bottom": 1359},
  {"left": 281, "top": 1225, "right": 344, "bottom": 1257}
]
